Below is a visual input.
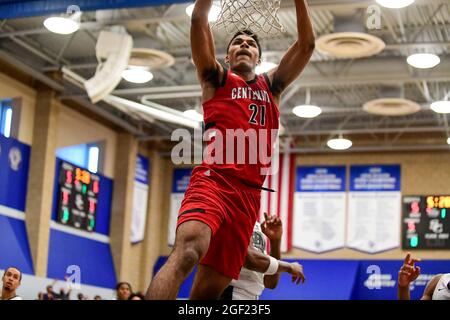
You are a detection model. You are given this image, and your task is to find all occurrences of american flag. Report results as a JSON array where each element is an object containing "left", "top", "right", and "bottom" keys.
[{"left": 260, "top": 141, "right": 296, "bottom": 252}]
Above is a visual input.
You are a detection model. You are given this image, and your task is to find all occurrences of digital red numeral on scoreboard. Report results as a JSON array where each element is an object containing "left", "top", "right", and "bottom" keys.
[{"left": 410, "top": 201, "right": 420, "bottom": 214}]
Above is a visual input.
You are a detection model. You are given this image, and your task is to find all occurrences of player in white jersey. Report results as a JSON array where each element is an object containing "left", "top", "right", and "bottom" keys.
[
  {"left": 220, "top": 213, "right": 305, "bottom": 300},
  {"left": 397, "top": 253, "right": 450, "bottom": 300}
]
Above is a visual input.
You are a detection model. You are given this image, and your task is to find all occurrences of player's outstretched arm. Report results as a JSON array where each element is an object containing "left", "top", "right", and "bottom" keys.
[
  {"left": 268, "top": 0, "right": 315, "bottom": 98},
  {"left": 244, "top": 245, "right": 306, "bottom": 285},
  {"left": 190, "top": 0, "right": 224, "bottom": 87},
  {"left": 397, "top": 253, "right": 421, "bottom": 300},
  {"left": 244, "top": 245, "right": 271, "bottom": 273},
  {"left": 261, "top": 213, "right": 282, "bottom": 289}
]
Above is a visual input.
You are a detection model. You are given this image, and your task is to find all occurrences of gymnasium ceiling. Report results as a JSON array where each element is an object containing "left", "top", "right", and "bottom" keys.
[{"left": 0, "top": 0, "right": 449, "bottom": 153}]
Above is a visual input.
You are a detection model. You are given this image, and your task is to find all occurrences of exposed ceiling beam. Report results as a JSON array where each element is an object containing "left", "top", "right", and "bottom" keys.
[
  {"left": 0, "top": 0, "right": 447, "bottom": 38},
  {"left": 0, "top": 50, "right": 148, "bottom": 135},
  {"left": 287, "top": 126, "right": 447, "bottom": 136},
  {"left": 155, "top": 143, "right": 450, "bottom": 156},
  {"left": 0, "top": 50, "right": 64, "bottom": 91},
  {"left": 111, "top": 56, "right": 450, "bottom": 96},
  {"left": 288, "top": 144, "right": 450, "bottom": 154},
  {"left": 281, "top": 104, "right": 432, "bottom": 115}
]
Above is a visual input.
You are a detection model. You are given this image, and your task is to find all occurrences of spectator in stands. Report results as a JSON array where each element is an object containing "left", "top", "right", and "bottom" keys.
[
  {"left": 58, "top": 275, "right": 72, "bottom": 300},
  {"left": 116, "top": 282, "right": 132, "bottom": 300},
  {"left": 58, "top": 287, "right": 71, "bottom": 300},
  {"left": 1, "top": 267, "right": 23, "bottom": 300},
  {"left": 43, "top": 284, "right": 56, "bottom": 300},
  {"left": 129, "top": 292, "right": 145, "bottom": 300},
  {"left": 94, "top": 295, "right": 102, "bottom": 300},
  {"left": 77, "top": 293, "right": 85, "bottom": 300},
  {"left": 36, "top": 292, "right": 44, "bottom": 300}
]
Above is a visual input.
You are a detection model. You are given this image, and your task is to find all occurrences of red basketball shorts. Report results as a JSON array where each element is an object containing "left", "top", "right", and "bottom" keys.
[{"left": 176, "top": 165, "right": 261, "bottom": 280}]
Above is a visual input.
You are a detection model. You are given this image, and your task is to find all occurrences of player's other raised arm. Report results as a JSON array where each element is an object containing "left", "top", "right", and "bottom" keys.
[
  {"left": 268, "top": 0, "right": 315, "bottom": 97},
  {"left": 190, "top": 0, "right": 224, "bottom": 87}
]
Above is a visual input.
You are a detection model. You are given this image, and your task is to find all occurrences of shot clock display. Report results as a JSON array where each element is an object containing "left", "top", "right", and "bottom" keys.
[
  {"left": 57, "top": 161, "right": 100, "bottom": 232},
  {"left": 402, "top": 195, "right": 450, "bottom": 249}
]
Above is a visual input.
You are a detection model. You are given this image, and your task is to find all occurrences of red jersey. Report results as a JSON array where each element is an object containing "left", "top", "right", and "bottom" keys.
[{"left": 202, "top": 68, "right": 280, "bottom": 187}]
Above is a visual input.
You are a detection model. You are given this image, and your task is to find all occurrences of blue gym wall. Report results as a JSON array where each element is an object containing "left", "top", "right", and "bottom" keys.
[
  {"left": 0, "top": 134, "right": 34, "bottom": 274},
  {"left": 153, "top": 256, "right": 450, "bottom": 300},
  {"left": 47, "top": 158, "right": 117, "bottom": 288},
  {"left": 0, "top": 133, "right": 117, "bottom": 289}
]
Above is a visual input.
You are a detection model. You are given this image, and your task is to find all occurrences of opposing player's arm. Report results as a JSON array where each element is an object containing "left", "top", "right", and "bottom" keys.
[
  {"left": 190, "top": 0, "right": 224, "bottom": 86},
  {"left": 420, "top": 274, "right": 441, "bottom": 300},
  {"left": 261, "top": 214, "right": 282, "bottom": 289},
  {"left": 263, "top": 240, "right": 281, "bottom": 289},
  {"left": 397, "top": 253, "right": 421, "bottom": 300},
  {"left": 267, "top": 0, "right": 315, "bottom": 97},
  {"left": 244, "top": 245, "right": 270, "bottom": 273},
  {"left": 244, "top": 245, "right": 306, "bottom": 285}
]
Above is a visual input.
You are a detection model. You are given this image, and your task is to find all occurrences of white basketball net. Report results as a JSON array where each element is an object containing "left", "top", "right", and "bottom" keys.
[{"left": 212, "top": 0, "right": 285, "bottom": 35}]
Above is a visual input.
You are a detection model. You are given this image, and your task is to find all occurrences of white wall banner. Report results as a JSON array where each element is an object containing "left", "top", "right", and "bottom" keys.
[
  {"left": 130, "top": 155, "right": 149, "bottom": 244},
  {"left": 167, "top": 168, "right": 193, "bottom": 246},
  {"left": 347, "top": 165, "right": 401, "bottom": 253},
  {"left": 293, "top": 166, "right": 347, "bottom": 253}
]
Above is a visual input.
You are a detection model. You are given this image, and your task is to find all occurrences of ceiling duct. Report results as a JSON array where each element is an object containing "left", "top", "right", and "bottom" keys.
[
  {"left": 363, "top": 85, "right": 421, "bottom": 116},
  {"left": 95, "top": 9, "right": 128, "bottom": 23},
  {"left": 128, "top": 48, "right": 175, "bottom": 69},
  {"left": 84, "top": 27, "right": 133, "bottom": 103},
  {"left": 316, "top": 10, "right": 385, "bottom": 59}
]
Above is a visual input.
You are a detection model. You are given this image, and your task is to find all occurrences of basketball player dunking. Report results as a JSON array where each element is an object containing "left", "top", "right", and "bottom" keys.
[{"left": 146, "top": 0, "right": 315, "bottom": 300}]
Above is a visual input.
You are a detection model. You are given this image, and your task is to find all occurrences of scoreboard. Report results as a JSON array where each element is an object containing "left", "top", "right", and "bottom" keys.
[
  {"left": 56, "top": 161, "right": 100, "bottom": 232},
  {"left": 402, "top": 195, "right": 450, "bottom": 250}
]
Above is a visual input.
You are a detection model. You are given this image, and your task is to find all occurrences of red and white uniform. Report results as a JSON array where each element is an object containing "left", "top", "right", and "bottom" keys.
[
  {"left": 202, "top": 69, "right": 280, "bottom": 187},
  {"left": 177, "top": 69, "right": 279, "bottom": 279}
]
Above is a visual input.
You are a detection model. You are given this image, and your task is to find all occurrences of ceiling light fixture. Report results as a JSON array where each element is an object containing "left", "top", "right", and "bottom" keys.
[
  {"left": 407, "top": 53, "right": 440, "bottom": 69},
  {"left": 375, "top": 0, "right": 415, "bottom": 9},
  {"left": 43, "top": 11, "right": 81, "bottom": 34},
  {"left": 327, "top": 135, "right": 353, "bottom": 150},
  {"left": 292, "top": 105, "right": 322, "bottom": 118},
  {"left": 186, "top": 3, "right": 221, "bottom": 22},
  {"left": 430, "top": 101, "right": 450, "bottom": 114},
  {"left": 122, "top": 67, "right": 154, "bottom": 84},
  {"left": 183, "top": 109, "right": 204, "bottom": 122}
]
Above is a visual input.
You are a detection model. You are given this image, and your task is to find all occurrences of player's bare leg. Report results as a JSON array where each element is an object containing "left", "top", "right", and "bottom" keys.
[
  {"left": 145, "top": 220, "right": 211, "bottom": 299},
  {"left": 189, "top": 264, "right": 232, "bottom": 300}
]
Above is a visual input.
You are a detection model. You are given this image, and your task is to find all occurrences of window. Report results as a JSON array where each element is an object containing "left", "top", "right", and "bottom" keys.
[
  {"left": 56, "top": 142, "right": 103, "bottom": 174},
  {"left": 0, "top": 101, "right": 13, "bottom": 138},
  {"left": 87, "top": 144, "right": 100, "bottom": 173}
]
